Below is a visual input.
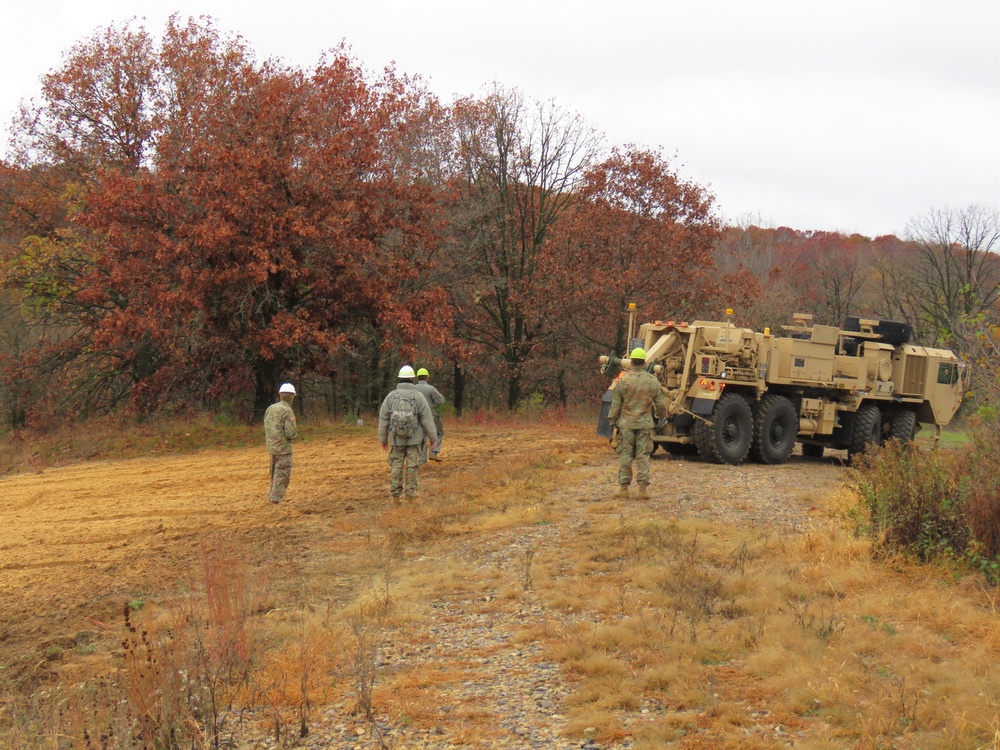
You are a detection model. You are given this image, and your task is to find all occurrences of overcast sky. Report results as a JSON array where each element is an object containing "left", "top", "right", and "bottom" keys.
[{"left": 2, "top": 0, "right": 998, "bottom": 238}]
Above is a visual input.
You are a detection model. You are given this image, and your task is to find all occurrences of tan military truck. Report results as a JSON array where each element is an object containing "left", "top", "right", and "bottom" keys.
[{"left": 597, "top": 308, "right": 968, "bottom": 464}]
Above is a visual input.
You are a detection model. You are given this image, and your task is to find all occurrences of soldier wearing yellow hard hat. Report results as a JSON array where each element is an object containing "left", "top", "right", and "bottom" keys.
[
  {"left": 414, "top": 367, "right": 446, "bottom": 463},
  {"left": 607, "top": 347, "right": 667, "bottom": 499}
]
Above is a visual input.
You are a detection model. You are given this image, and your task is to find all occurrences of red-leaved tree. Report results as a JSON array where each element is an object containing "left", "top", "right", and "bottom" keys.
[
  {"left": 538, "top": 146, "right": 737, "bottom": 402},
  {"left": 2, "top": 17, "right": 452, "bottom": 421}
]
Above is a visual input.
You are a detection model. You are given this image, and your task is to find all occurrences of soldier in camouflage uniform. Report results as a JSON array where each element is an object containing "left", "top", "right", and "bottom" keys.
[
  {"left": 607, "top": 348, "right": 667, "bottom": 499},
  {"left": 414, "top": 367, "right": 445, "bottom": 464},
  {"left": 264, "top": 382, "right": 299, "bottom": 504},
  {"left": 379, "top": 365, "right": 438, "bottom": 501}
]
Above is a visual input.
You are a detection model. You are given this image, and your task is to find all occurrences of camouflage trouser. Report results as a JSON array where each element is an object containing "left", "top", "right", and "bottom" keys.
[
  {"left": 388, "top": 444, "right": 421, "bottom": 497},
  {"left": 616, "top": 427, "right": 653, "bottom": 486},
  {"left": 269, "top": 453, "right": 293, "bottom": 503},
  {"left": 418, "top": 415, "right": 444, "bottom": 464}
]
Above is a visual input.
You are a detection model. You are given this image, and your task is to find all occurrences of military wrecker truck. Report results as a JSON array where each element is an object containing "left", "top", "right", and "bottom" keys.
[{"left": 597, "top": 307, "right": 967, "bottom": 465}]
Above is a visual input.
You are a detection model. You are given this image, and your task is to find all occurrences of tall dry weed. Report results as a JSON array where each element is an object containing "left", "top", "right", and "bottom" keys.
[
  {"left": 853, "top": 414, "right": 1000, "bottom": 582},
  {"left": 659, "top": 535, "right": 725, "bottom": 643},
  {"left": 853, "top": 441, "right": 967, "bottom": 559},
  {"left": 2, "top": 545, "right": 291, "bottom": 749},
  {"left": 116, "top": 546, "right": 262, "bottom": 748},
  {"left": 963, "top": 411, "right": 1000, "bottom": 561}
]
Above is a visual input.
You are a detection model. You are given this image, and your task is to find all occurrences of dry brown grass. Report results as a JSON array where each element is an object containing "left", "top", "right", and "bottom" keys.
[
  {"left": 0, "top": 417, "right": 997, "bottom": 748},
  {"left": 515, "top": 495, "right": 999, "bottom": 750}
]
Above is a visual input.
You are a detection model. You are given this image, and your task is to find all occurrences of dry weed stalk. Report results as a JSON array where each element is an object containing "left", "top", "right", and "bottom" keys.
[
  {"left": 340, "top": 545, "right": 401, "bottom": 750},
  {"left": 517, "top": 546, "right": 536, "bottom": 591},
  {"left": 294, "top": 615, "right": 313, "bottom": 739},
  {"left": 345, "top": 606, "right": 394, "bottom": 750},
  {"left": 194, "top": 546, "right": 259, "bottom": 746},
  {"left": 785, "top": 598, "right": 846, "bottom": 641},
  {"left": 120, "top": 603, "right": 192, "bottom": 747},
  {"left": 247, "top": 553, "right": 350, "bottom": 745},
  {"left": 660, "top": 535, "right": 724, "bottom": 643},
  {"left": 616, "top": 514, "right": 677, "bottom": 565},
  {"left": 738, "top": 616, "right": 766, "bottom": 649},
  {"left": 728, "top": 535, "right": 770, "bottom": 574},
  {"left": 31, "top": 545, "right": 270, "bottom": 749},
  {"left": 615, "top": 558, "right": 629, "bottom": 617}
]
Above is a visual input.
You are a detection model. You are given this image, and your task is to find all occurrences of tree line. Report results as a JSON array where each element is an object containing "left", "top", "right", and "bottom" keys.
[
  {"left": 0, "top": 16, "right": 997, "bottom": 429},
  {"left": 716, "top": 209, "right": 1000, "bottom": 408}
]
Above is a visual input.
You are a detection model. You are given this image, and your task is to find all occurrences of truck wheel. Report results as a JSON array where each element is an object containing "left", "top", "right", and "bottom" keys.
[
  {"left": 848, "top": 404, "right": 882, "bottom": 461},
  {"left": 693, "top": 393, "right": 753, "bottom": 465},
  {"left": 888, "top": 409, "right": 917, "bottom": 443},
  {"left": 750, "top": 395, "right": 798, "bottom": 464},
  {"left": 801, "top": 443, "right": 825, "bottom": 459}
]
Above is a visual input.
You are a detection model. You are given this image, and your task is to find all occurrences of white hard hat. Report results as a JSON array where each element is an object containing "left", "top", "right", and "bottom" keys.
[
  {"left": 398, "top": 365, "right": 416, "bottom": 379},
  {"left": 278, "top": 383, "right": 296, "bottom": 394}
]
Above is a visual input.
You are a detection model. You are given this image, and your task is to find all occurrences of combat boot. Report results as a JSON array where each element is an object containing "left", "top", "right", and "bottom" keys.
[
  {"left": 636, "top": 483, "right": 650, "bottom": 499},
  {"left": 614, "top": 484, "right": 629, "bottom": 499}
]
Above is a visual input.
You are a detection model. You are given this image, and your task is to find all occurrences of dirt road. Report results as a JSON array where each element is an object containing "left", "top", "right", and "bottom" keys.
[{"left": 0, "top": 420, "right": 848, "bottom": 716}]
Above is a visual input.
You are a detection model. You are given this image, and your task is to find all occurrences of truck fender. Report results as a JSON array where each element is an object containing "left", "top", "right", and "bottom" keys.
[{"left": 691, "top": 398, "right": 716, "bottom": 415}]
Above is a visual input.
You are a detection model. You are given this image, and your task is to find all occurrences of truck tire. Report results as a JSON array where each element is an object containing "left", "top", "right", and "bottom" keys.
[
  {"left": 887, "top": 409, "right": 917, "bottom": 443},
  {"left": 693, "top": 393, "right": 753, "bottom": 465},
  {"left": 848, "top": 404, "right": 882, "bottom": 461},
  {"left": 750, "top": 395, "right": 797, "bottom": 464}
]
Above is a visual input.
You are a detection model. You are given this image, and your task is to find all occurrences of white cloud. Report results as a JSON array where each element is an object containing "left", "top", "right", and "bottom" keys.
[{"left": 2, "top": 0, "right": 997, "bottom": 237}]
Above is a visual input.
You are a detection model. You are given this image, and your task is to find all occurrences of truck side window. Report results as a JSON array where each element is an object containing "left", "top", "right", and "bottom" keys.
[{"left": 937, "top": 362, "right": 958, "bottom": 385}]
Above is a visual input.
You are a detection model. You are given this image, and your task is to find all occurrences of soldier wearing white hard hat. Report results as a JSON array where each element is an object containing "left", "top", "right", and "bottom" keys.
[
  {"left": 378, "top": 365, "right": 438, "bottom": 502},
  {"left": 264, "top": 382, "right": 298, "bottom": 504}
]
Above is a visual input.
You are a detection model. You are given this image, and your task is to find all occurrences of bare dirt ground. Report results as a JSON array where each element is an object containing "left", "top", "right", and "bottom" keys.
[
  {"left": 0, "top": 422, "right": 429, "bottom": 678},
  {"left": 0, "top": 426, "right": 574, "bottom": 667},
  {"left": 0, "top": 423, "right": 843, "bottom": 655},
  {"left": 0, "top": 420, "right": 852, "bottom": 746}
]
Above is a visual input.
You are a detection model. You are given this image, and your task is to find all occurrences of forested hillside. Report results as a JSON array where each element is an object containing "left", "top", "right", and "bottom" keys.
[{"left": 1, "top": 16, "right": 997, "bottom": 429}]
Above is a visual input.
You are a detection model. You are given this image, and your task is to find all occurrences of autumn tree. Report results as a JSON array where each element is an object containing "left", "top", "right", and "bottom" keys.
[
  {"left": 864, "top": 235, "right": 929, "bottom": 341},
  {"left": 2, "top": 17, "right": 451, "bottom": 422},
  {"left": 778, "top": 231, "right": 876, "bottom": 326},
  {"left": 904, "top": 204, "right": 1000, "bottom": 339},
  {"left": 539, "top": 146, "right": 727, "bottom": 403},
  {"left": 714, "top": 223, "right": 799, "bottom": 332},
  {"left": 0, "top": 20, "right": 160, "bottom": 423},
  {"left": 444, "top": 86, "right": 600, "bottom": 410},
  {"left": 716, "top": 224, "right": 895, "bottom": 332},
  {"left": 900, "top": 205, "right": 1000, "bottom": 410}
]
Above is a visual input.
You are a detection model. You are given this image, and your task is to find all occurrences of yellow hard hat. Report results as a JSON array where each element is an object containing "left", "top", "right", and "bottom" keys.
[
  {"left": 630, "top": 347, "right": 647, "bottom": 360},
  {"left": 416, "top": 367, "right": 430, "bottom": 377}
]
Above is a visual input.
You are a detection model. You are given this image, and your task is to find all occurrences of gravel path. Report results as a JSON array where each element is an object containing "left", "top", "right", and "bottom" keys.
[{"left": 238, "top": 454, "right": 847, "bottom": 749}]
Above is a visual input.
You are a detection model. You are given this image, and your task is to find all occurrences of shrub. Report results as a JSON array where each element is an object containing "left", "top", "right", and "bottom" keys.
[
  {"left": 853, "top": 413, "right": 1000, "bottom": 579},
  {"left": 853, "top": 440, "right": 967, "bottom": 561},
  {"left": 961, "top": 410, "right": 1000, "bottom": 559}
]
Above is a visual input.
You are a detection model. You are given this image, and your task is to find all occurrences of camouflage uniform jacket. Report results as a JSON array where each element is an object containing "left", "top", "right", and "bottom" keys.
[
  {"left": 608, "top": 369, "right": 667, "bottom": 429},
  {"left": 414, "top": 381, "right": 445, "bottom": 412},
  {"left": 378, "top": 383, "right": 438, "bottom": 447},
  {"left": 264, "top": 400, "right": 298, "bottom": 455}
]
